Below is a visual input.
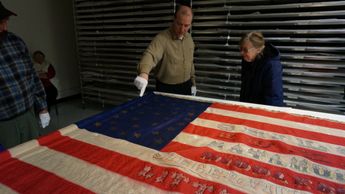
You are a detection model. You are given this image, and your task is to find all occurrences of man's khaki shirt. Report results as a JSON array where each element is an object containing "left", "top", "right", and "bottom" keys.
[{"left": 137, "top": 28, "right": 195, "bottom": 86}]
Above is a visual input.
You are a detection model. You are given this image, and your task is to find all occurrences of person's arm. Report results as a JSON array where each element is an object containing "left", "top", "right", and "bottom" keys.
[
  {"left": 32, "top": 62, "right": 51, "bottom": 127},
  {"left": 19, "top": 41, "right": 47, "bottom": 112},
  {"left": 263, "top": 60, "right": 284, "bottom": 106},
  {"left": 190, "top": 41, "right": 196, "bottom": 86},
  {"left": 137, "top": 35, "right": 165, "bottom": 80},
  {"left": 134, "top": 34, "right": 165, "bottom": 96},
  {"left": 21, "top": 42, "right": 50, "bottom": 127},
  {"left": 31, "top": 64, "right": 48, "bottom": 111},
  {"left": 239, "top": 61, "right": 246, "bottom": 102}
]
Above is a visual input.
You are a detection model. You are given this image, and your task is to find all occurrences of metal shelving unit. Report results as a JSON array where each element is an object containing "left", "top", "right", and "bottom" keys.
[{"left": 74, "top": 0, "right": 345, "bottom": 114}]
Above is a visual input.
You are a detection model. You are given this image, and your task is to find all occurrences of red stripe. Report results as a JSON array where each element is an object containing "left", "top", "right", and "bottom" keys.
[
  {"left": 0, "top": 158, "right": 93, "bottom": 194},
  {"left": 198, "top": 112, "right": 345, "bottom": 147},
  {"left": 210, "top": 103, "right": 345, "bottom": 130},
  {"left": 0, "top": 150, "right": 11, "bottom": 164},
  {"left": 38, "top": 133, "right": 244, "bottom": 194},
  {"left": 180, "top": 124, "right": 345, "bottom": 169},
  {"left": 162, "top": 141, "right": 344, "bottom": 193}
]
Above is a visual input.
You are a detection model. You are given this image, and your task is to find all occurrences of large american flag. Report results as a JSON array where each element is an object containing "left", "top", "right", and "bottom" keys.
[{"left": 0, "top": 92, "right": 344, "bottom": 193}]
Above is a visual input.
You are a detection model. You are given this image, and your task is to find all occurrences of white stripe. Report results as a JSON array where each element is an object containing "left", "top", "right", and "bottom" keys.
[
  {"left": 68, "top": 129, "right": 310, "bottom": 194},
  {"left": 192, "top": 118, "right": 345, "bottom": 157},
  {"left": 172, "top": 132, "right": 345, "bottom": 184},
  {"left": 8, "top": 140, "right": 39, "bottom": 158},
  {"left": 205, "top": 107, "right": 345, "bottom": 138},
  {"left": 155, "top": 92, "right": 345, "bottom": 122},
  {"left": 16, "top": 145, "right": 176, "bottom": 194},
  {"left": 0, "top": 183, "right": 18, "bottom": 194},
  {"left": 58, "top": 124, "right": 79, "bottom": 135},
  {"left": 7, "top": 125, "right": 78, "bottom": 158}
]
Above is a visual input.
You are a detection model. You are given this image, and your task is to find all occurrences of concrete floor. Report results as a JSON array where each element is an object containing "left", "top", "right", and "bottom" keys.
[{"left": 40, "top": 96, "right": 106, "bottom": 135}]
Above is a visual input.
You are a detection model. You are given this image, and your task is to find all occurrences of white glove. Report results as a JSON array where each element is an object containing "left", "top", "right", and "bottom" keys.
[
  {"left": 191, "top": 86, "right": 197, "bottom": 96},
  {"left": 39, "top": 112, "right": 50, "bottom": 128},
  {"left": 134, "top": 76, "right": 148, "bottom": 97}
]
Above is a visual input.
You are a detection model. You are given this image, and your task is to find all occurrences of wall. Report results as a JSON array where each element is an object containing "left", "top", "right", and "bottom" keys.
[{"left": 2, "top": 0, "right": 80, "bottom": 98}]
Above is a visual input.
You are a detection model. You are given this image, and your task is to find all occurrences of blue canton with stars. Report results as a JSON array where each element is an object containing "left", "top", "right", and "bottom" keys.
[{"left": 76, "top": 92, "right": 210, "bottom": 150}]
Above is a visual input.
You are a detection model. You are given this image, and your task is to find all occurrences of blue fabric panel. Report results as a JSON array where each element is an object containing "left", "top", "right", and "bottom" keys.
[{"left": 76, "top": 92, "right": 210, "bottom": 150}]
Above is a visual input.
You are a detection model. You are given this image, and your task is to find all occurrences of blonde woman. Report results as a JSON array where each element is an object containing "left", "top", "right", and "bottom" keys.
[{"left": 239, "top": 32, "right": 284, "bottom": 106}]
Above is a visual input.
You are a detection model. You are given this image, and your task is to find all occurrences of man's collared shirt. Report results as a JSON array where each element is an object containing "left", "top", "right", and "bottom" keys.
[{"left": 137, "top": 28, "right": 195, "bottom": 86}]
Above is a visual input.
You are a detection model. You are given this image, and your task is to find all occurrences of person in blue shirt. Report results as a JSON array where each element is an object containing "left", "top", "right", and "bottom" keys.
[
  {"left": 0, "top": 2, "right": 50, "bottom": 149},
  {"left": 239, "top": 31, "right": 284, "bottom": 106}
]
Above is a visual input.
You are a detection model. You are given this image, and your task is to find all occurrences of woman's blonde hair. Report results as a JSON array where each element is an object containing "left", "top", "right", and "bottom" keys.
[{"left": 239, "top": 31, "right": 265, "bottom": 49}]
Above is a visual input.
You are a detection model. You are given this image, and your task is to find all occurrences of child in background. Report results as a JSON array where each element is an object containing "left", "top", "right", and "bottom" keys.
[{"left": 33, "top": 50, "right": 58, "bottom": 110}]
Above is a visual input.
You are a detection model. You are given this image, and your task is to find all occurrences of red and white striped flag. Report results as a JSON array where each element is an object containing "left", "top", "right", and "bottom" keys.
[
  {"left": 162, "top": 102, "right": 345, "bottom": 193},
  {"left": 0, "top": 95, "right": 344, "bottom": 194}
]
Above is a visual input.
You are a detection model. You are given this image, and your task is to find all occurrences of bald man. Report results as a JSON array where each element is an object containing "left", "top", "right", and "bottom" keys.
[{"left": 134, "top": 4, "right": 196, "bottom": 96}]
